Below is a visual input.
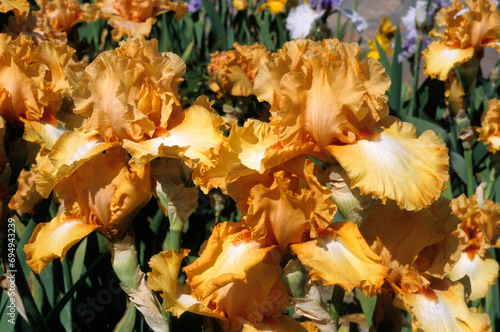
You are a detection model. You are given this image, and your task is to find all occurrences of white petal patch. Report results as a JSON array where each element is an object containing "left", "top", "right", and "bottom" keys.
[
  {"left": 68, "top": 139, "right": 105, "bottom": 164},
  {"left": 411, "top": 293, "right": 457, "bottom": 332}
]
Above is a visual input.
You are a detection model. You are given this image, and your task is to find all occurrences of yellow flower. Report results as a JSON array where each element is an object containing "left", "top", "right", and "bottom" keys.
[
  {"left": 258, "top": 0, "right": 287, "bottom": 14},
  {"left": 477, "top": 98, "right": 500, "bottom": 152},
  {"left": 359, "top": 198, "right": 492, "bottom": 330},
  {"left": 0, "top": 33, "right": 81, "bottom": 151},
  {"left": 208, "top": 43, "right": 274, "bottom": 98},
  {"left": 233, "top": 0, "right": 247, "bottom": 11},
  {"left": 73, "top": 38, "right": 228, "bottom": 186},
  {"left": 366, "top": 17, "right": 396, "bottom": 60},
  {"left": 290, "top": 222, "right": 388, "bottom": 297},
  {"left": 25, "top": 145, "right": 152, "bottom": 274},
  {"left": 255, "top": 39, "right": 449, "bottom": 211},
  {"left": 423, "top": 0, "right": 500, "bottom": 80},
  {"left": 448, "top": 194, "right": 500, "bottom": 300},
  {"left": 96, "top": 0, "right": 188, "bottom": 40},
  {"left": 148, "top": 222, "right": 290, "bottom": 330}
]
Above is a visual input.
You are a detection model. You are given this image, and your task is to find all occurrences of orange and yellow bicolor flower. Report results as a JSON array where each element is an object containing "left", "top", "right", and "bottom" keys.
[
  {"left": 477, "top": 98, "right": 500, "bottom": 152},
  {"left": 254, "top": 38, "right": 449, "bottom": 211},
  {"left": 0, "top": 33, "right": 80, "bottom": 151},
  {"left": 208, "top": 43, "right": 275, "bottom": 98},
  {"left": 25, "top": 144, "right": 152, "bottom": 274},
  {"left": 423, "top": 0, "right": 500, "bottom": 81},
  {"left": 148, "top": 221, "right": 290, "bottom": 331},
  {"left": 360, "top": 198, "right": 492, "bottom": 331},
  {"left": 448, "top": 194, "right": 500, "bottom": 301},
  {"left": 95, "top": 0, "right": 188, "bottom": 40}
]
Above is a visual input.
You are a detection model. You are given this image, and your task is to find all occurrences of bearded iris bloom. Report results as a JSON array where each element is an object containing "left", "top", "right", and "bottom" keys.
[
  {"left": 207, "top": 43, "right": 275, "bottom": 98},
  {"left": 422, "top": 0, "right": 500, "bottom": 81},
  {"left": 25, "top": 144, "right": 152, "bottom": 274},
  {"left": 360, "top": 198, "right": 492, "bottom": 331},
  {"left": 95, "top": 0, "right": 188, "bottom": 40},
  {"left": 254, "top": 38, "right": 449, "bottom": 211},
  {"left": 448, "top": 194, "right": 500, "bottom": 301}
]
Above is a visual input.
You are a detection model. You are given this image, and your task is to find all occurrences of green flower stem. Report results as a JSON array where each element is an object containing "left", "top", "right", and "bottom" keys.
[
  {"left": 485, "top": 162, "right": 497, "bottom": 199},
  {"left": 169, "top": 229, "right": 182, "bottom": 254},
  {"left": 464, "top": 148, "right": 475, "bottom": 197},
  {"left": 408, "top": 42, "right": 422, "bottom": 117},
  {"left": 348, "top": 0, "right": 359, "bottom": 42},
  {"left": 329, "top": 285, "right": 345, "bottom": 326},
  {"left": 163, "top": 300, "right": 172, "bottom": 327},
  {"left": 335, "top": 12, "right": 341, "bottom": 39}
]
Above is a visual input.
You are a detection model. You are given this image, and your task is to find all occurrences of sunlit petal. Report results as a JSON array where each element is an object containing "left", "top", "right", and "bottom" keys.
[
  {"left": 328, "top": 116, "right": 449, "bottom": 211},
  {"left": 290, "top": 222, "right": 388, "bottom": 296},
  {"left": 24, "top": 212, "right": 102, "bottom": 274}
]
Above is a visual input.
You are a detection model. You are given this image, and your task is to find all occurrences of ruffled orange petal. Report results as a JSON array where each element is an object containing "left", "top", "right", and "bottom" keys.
[
  {"left": 245, "top": 169, "right": 334, "bottom": 248},
  {"left": 290, "top": 222, "right": 388, "bottom": 296},
  {"left": 477, "top": 98, "right": 500, "bottom": 153},
  {"left": 54, "top": 146, "right": 152, "bottom": 240},
  {"left": 35, "top": 130, "right": 121, "bottom": 198},
  {"left": 29, "top": 41, "right": 75, "bottom": 94},
  {"left": 109, "top": 17, "right": 156, "bottom": 41},
  {"left": 24, "top": 212, "right": 102, "bottom": 274},
  {"left": 360, "top": 198, "right": 461, "bottom": 293},
  {"left": 394, "top": 279, "right": 492, "bottom": 332},
  {"left": 327, "top": 116, "right": 449, "bottom": 211},
  {"left": 422, "top": 41, "right": 475, "bottom": 80},
  {"left": 73, "top": 38, "right": 185, "bottom": 142},
  {"left": 147, "top": 249, "right": 222, "bottom": 319},
  {"left": 254, "top": 38, "right": 390, "bottom": 149},
  {"left": 9, "top": 167, "right": 43, "bottom": 215}
]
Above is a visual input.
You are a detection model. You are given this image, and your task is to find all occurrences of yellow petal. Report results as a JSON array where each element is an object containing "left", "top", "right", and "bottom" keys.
[
  {"left": 328, "top": 116, "right": 449, "bottom": 211},
  {"left": 21, "top": 119, "right": 66, "bottom": 151},
  {"left": 394, "top": 280, "right": 492, "bottom": 332},
  {"left": 147, "top": 249, "right": 222, "bottom": 319},
  {"left": 183, "top": 222, "right": 289, "bottom": 324},
  {"left": 24, "top": 212, "right": 102, "bottom": 274},
  {"left": 36, "top": 130, "right": 121, "bottom": 198},
  {"left": 422, "top": 41, "right": 475, "bottom": 80},
  {"left": 448, "top": 250, "right": 499, "bottom": 301},
  {"left": 123, "top": 104, "right": 225, "bottom": 169},
  {"left": 290, "top": 222, "right": 388, "bottom": 296}
]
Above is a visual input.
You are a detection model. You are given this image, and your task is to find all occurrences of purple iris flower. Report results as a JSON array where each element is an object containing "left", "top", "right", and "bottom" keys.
[
  {"left": 309, "top": 0, "right": 344, "bottom": 11},
  {"left": 188, "top": 0, "right": 202, "bottom": 13}
]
